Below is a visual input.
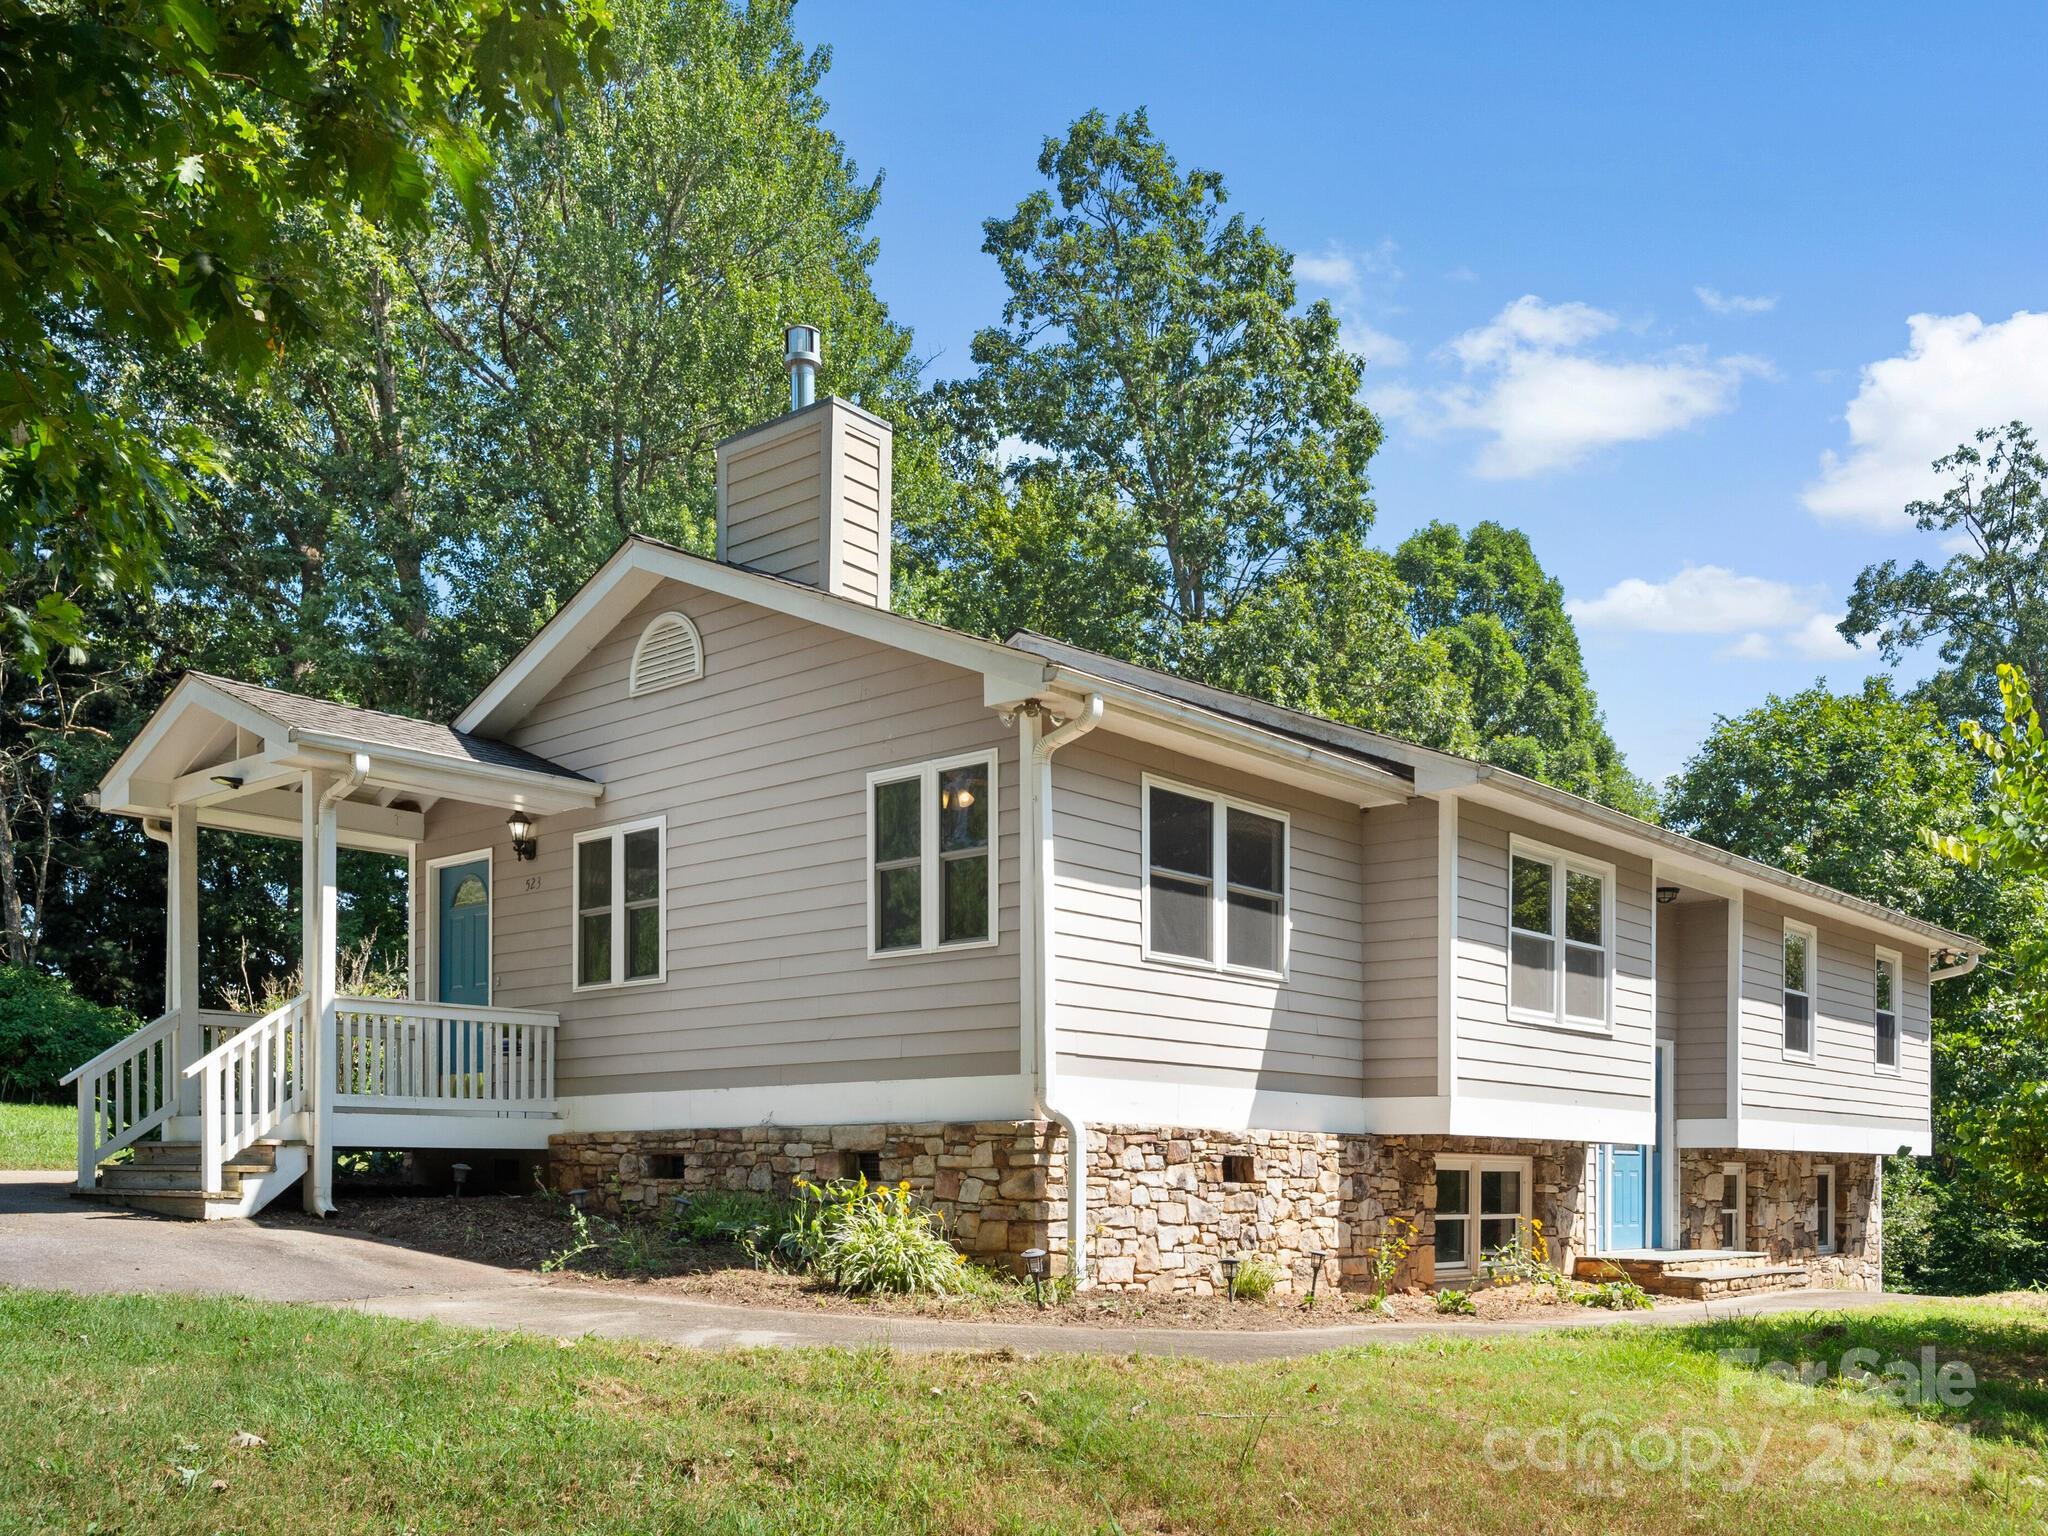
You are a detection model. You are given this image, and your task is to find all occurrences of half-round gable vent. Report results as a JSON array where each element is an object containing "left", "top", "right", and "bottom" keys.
[{"left": 630, "top": 612, "right": 704, "bottom": 695}]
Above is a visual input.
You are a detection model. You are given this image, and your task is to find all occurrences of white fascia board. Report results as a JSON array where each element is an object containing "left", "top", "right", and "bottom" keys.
[
  {"left": 458, "top": 538, "right": 1050, "bottom": 737},
  {"left": 282, "top": 733, "right": 601, "bottom": 812},
  {"left": 1447, "top": 1093, "right": 1655, "bottom": 1145},
  {"left": 1725, "top": 1115, "right": 1931, "bottom": 1158},
  {"left": 1458, "top": 777, "right": 1978, "bottom": 955},
  {"left": 1031, "top": 668, "right": 1411, "bottom": 808},
  {"left": 98, "top": 675, "right": 292, "bottom": 808},
  {"left": 558, "top": 1073, "right": 1035, "bottom": 1135}
]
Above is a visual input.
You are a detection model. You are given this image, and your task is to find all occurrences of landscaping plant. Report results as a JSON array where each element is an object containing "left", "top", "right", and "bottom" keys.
[
  {"left": 1573, "top": 1278, "right": 1655, "bottom": 1311},
  {"left": 1434, "top": 1287, "right": 1476, "bottom": 1315},
  {"left": 1228, "top": 1255, "right": 1279, "bottom": 1302},
  {"left": 1360, "top": 1214, "right": 1416, "bottom": 1314},
  {"left": 785, "top": 1176, "right": 968, "bottom": 1295}
]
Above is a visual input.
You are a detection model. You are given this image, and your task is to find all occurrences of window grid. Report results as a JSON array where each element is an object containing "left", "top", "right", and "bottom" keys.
[
  {"left": 866, "top": 752, "right": 997, "bottom": 958},
  {"left": 571, "top": 817, "right": 667, "bottom": 991},
  {"left": 1431, "top": 1155, "right": 1532, "bottom": 1276},
  {"left": 1141, "top": 775, "right": 1289, "bottom": 978},
  {"left": 1507, "top": 838, "right": 1613, "bottom": 1030}
]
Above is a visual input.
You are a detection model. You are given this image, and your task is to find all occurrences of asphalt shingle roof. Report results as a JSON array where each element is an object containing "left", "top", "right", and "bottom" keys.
[{"left": 193, "top": 673, "right": 588, "bottom": 783}]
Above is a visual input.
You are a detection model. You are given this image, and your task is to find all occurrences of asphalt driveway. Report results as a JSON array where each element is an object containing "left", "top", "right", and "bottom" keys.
[{"left": 0, "top": 1171, "right": 1925, "bottom": 1361}]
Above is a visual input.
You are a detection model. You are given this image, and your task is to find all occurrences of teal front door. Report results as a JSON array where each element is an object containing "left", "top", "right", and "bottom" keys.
[
  {"left": 437, "top": 860, "right": 491, "bottom": 1005},
  {"left": 1607, "top": 1145, "right": 1647, "bottom": 1250}
]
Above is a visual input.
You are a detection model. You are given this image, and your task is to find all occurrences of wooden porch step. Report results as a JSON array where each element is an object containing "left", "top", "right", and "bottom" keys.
[{"left": 130, "top": 1140, "right": 279, "bottom": 1172}]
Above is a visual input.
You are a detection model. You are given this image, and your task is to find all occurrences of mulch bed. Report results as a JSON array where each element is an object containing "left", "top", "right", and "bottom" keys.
[{"left": 266, "top": 1191, "right": 1655, "bottom": 1331}]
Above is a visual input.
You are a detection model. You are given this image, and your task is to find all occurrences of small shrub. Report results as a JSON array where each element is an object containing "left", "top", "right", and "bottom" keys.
[
  {"left": 1573, "top": 1278, "right": 1654, "bottom": 1311},
  {"left": 1367, "top": 1215, "right": 1417, "bottom": 1308},
  {"left": 542, "top": 1205, "right": 601, "bottom": 1273},
  {"left": 1227, "top": 1255, "right": 1278, "bottom": 1302},
  {"left": 1435, "top": 1287, "right": 1476, "bottom": 1315},
  {"left": 785, "top": 1176, "right": 967, "bottom": 1295},
  {"left": 0, "top": 965, "right": 138, "bottom": 1102},
  {"left": 1482, "top": 1218, "right": 1562, "bottom": 1288}
]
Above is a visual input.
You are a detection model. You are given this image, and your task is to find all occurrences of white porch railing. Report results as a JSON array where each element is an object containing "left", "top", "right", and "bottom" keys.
[
  {"left": 333, "top": 996, "right": 558, "bottom": 1114},
  {"left": 59, "top": 1009, "right": 181, "bottom": 1190},
  {"left": 183, "top": 995, "right": 309, "bottom": 1194}
]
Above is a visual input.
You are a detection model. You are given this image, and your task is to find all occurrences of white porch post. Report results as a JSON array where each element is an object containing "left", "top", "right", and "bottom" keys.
[
  {"left": 301, "top": 772, "right": 340, "bottom": 1215},
  {"left": 168, "top": 803, "right": 202, "bottom": 1115}
]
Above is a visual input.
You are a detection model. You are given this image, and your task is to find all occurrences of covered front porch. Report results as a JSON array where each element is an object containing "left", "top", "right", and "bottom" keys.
[{"left": 64, "top": 674, "right": 600, "bottom": 1217}]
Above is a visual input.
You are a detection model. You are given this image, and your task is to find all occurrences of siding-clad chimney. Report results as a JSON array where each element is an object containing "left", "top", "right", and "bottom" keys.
[{"left": 713, "top": 325, "right": 892, "bottom": 609}]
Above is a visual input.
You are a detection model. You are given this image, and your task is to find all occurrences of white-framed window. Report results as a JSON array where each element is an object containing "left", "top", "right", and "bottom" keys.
[
  {"left": 1507, "top": 837, "right": 1613, "bottom": 1030},
  {"left": 1719, "top": 1162, "right": 1747, "bottom": 1250},
  {"left": 572, "top": 817, "right": 667, "bottom": 990},
  {"left": 1815, "top": 1164, "right": 1837, "bottom": 1254},
  {"left": 1874, "top": 948, "right": 1901, "bottom": 1073},
  {"left": 629, "top": 611, "right": 704, "bottom": 695},
  {"left": 1782, "top": 919, "right": 1817, "bottom": 1059},
  {"left": 866, "top": 750, "right": 997, "bottom": 957},
  {"left": 1141, "top": 775, "right": 1289, "bottom": 977},
  {"left": 1432, "top": 1155, "right": 1532, "bottom": 1275}
]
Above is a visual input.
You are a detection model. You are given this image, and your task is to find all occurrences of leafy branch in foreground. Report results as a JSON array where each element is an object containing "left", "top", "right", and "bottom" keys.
[{"left": 1927, "top": 663, "right": 2048, "bottom": 881}]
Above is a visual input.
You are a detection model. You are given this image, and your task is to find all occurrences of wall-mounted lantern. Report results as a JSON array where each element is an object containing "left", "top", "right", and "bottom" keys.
[{"left": 507, "top": 811, "right": 538, "bottom": 862}]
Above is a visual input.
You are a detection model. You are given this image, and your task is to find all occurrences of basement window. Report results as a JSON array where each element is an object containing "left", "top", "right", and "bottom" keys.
[
  {"left": 855, "top": 1150, "right": 883, "bottom": 1184},
  {"left": 1720, "top": 1163, "right": 1747, "bottom": 1249},
  {"left": 1815, "top": 1164, "right": 1837, "bottom": 1254},
  {"left": 1221, "top": 1154, "right": 1256, "bottom": 1185},
  {"left": 649, "top": 1154, "right": 685, "bottom": 1180},
  {"left": 1433, "top": 1155, "right": 1532, "bottom": 1276}
]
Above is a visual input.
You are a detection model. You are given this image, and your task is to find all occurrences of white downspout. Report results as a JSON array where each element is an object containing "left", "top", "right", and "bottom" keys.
[{"left": 1025, "top": 694, "right": 1104, "bottom": 1286}]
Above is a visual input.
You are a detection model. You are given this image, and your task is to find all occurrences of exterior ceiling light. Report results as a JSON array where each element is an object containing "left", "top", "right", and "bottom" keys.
[{"left": 1656, "top": 886, "right": 1680, "bottom": 905}]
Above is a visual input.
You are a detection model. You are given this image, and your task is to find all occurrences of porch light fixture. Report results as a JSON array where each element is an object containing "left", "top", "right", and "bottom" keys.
[
  {"left": 1220, "top": 1253, "right": 1242, "bottom": 1302},
  {"left": 1656, "top": 886, "right": 1680, "bottom": 905},
  {"left": 506, "top": 811, "right": 538, "bottom": 862},
  {"left": 1305, "top": 1246, "right": 1329, "bottom": 1303},
  {"left": 210, "top": 774, "right": 243, "bottom": 790},
  {"left": 1021, "top": 1247, "right": 1048, "bottom": 1308}
]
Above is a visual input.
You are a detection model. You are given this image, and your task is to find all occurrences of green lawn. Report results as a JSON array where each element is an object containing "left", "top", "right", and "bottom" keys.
[
  {"left": 5, "top": 1289, "right": 2048, "bottom": 1533},
  {"left": 0, "top": 1101, "right": 73, "bottom": 1170}
]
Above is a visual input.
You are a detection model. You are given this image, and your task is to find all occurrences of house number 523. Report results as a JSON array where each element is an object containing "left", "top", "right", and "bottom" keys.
[{"left": 524, "top": 875, "right": 542, "bottom": 893}]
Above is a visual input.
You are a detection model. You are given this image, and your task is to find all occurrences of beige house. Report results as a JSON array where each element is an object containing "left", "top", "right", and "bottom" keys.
[{"left": 67, "top": 345, "right": 1978, "bottom": 1298}]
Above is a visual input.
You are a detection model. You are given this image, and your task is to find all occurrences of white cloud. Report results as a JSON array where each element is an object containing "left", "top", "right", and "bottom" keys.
[
  {"left": 1785, "top": 612, "right": 1860, "bottom": 661},
  {"left": 1805, "top": 311, "right": 2048, "bottom": 527},
  {"left": 1568, "top": 564, "right": 1821, "bottom": 634},
  {"left": 1719, "top": 632, "right": 1777, "bottom": 661},
  {"left": 1418, "top": 296, "right": 1769, "bottom": 478},
  {"left": 1294, "top": 239, "right": 1409, "bottom": 367},
  {"left": 1695, "top": 285, "right": 1777, "bottom": 316}
]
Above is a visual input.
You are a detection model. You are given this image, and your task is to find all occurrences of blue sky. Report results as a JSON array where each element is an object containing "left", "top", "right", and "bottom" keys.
[{"left": 806, "top": 3, "right": 2048, "bottom": 782}]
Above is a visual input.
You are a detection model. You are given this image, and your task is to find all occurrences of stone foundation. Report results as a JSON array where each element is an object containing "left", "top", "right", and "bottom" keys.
[
  {"left": 548, "top": 1122, "right": 1601, "bottom": 1296},
  {"left": 1677, "top": 1148, "right": 1880, "bottom": 1290}
]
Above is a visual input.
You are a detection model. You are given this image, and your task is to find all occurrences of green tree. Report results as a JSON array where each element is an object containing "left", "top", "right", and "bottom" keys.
[
  {"left": 1, "top": 0, "right": 612, "bottom": 674},
  {"left": 1395, "top": 521, "right": 1651, "bottom": 814},
  {"left": 927, "top": 108, "right": 1381, "bottom": 669},
  {"left": 1841, "top": 422, "right": 2048, "bottom": 724},
  {"left": 409, "top": 0, "right": 924, "bottom": 634}
]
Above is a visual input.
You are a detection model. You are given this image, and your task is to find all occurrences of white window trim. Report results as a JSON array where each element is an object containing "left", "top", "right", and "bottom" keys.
[
  {"left": 1873, "top": 946, "right": 1902, "bottom": 1076},
  {"left": 1815, "top": 1163, "right": 1837, "bottom": 1254},
  {"left": 1138, "top": 772, "right": 1292, "bottom": 981},
  {"left": 1505, "top": 834, "right": 1616, "bottom": 1034},
  {"left": 865, "top": 750, "right": 1000, "bottom": 959},
  {"left": 570, "top": 816, "right": 669, "bottom": 992},
  {"left": 1781, "top": 918, "right": 1818, "bottom": 1062},
  {"left": 1431, "top": 1153, "right": 1533, "bottom": 1277},
  {"left": 423, "top": 847, "right": 493, "bottom": 1006},
  {"left": 1720, "top": 1161, "right": 1747, "bottom": 1251}
]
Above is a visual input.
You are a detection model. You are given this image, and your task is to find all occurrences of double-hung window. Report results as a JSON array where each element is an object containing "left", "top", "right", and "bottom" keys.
[
  {"left": 1507, "top": 839, "right": 1612, "bottom": 1029},
  {"left": 867, "top": 751, "right": 996, "bottom": 956},
  {"left": 1874, "top": 948, "right": 1900, "bottom": 1073},
  {"left": 1142, "top": 777, "right": 1288, "bottom": 976},
  {"left": 1432, "top": 1155, "right": 1531, "bottom": 1275},
  {"left": 573, "top": 817, "right": 666, "bottom": 989},
  {"left": 1782, "top": 920, "right": 1817, "bottom": 1059},
  {"left": 1720, "top": 1162, "right": 1747, "bottom": 1249},
  {"left": 1815, "top": 1164, "right": 1837, "bottom": 1254}
]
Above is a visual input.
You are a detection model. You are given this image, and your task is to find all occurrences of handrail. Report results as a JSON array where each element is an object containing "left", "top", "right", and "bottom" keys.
[
  {"left": 334, "top": 994, "right": 561, "bottom": 1028},
  {"left": 183, "top": 995, "right": 307, "bottom": 1079},
  {"left": 60, "top": 1009, "right": 178, "bottom": 1088}
]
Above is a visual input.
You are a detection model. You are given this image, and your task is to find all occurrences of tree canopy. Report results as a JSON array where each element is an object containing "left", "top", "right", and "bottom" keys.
[
  {"left": 1841, "top": 422, "right": 2048, "bottom": 724},
  {"left": 1, "top": 0, "right": 612, "bottom": 676}
]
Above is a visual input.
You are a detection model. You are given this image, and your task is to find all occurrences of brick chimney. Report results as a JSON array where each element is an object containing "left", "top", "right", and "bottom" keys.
[{"left": 713, "top": 324, "right": 892, "bottom": 609}]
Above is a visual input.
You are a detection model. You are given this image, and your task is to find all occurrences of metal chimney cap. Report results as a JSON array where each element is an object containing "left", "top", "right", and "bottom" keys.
[{"left": 784, "top": 324, "right": 821, "bottom": 365}]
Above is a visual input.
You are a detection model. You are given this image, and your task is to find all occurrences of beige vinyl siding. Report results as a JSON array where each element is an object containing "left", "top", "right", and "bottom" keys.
[
  {"left": 411, "top": 581, "right": 1019, "bottom": 1099},
  {"left": 720, "top": 416, "right": 825, "bottom": 584},
  {"left": 831, "top": 415, "right": 886, "bottom": 607},
  {"left": 1672, "top": 899, "right": 1729, "bottom": 1120},
  {"left": 1049, "top": 733, "right": 1367, "bottom": 1099},
  {"left": 1359, "top": 796, "right": 1438, "bottom": 1097},
  {"left": 1739, "top": 893, "right": 1931, "bottom": 1130},
  {"left": 1454, "top": 802, "right": 1655, "bottom": 1114}
]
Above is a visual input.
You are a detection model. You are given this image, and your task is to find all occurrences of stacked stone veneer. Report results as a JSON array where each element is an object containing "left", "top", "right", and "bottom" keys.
[
  {"left": 548, "top": 1121, "right": 1061, "bottom": 1268},
  {"left": 1677, "top": 1149, "right": 1881, "bottom": 1290},
  {"left": 547, "top": 1122, "right": 1601, "bottom": 1297}
]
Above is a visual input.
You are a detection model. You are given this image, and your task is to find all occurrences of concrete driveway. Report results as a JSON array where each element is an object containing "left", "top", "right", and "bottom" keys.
[{"left": 0, "top": 1171, "right": 1924, "bottom": 1362}]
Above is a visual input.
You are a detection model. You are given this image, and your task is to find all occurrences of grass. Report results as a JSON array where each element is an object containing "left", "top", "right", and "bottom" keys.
[
  {"left": 6, "top": 1290, "right": 2048, "bottom": 1533},
  {"left": 0, "top": 1101, "right": 72, "bottom": 1170}
]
